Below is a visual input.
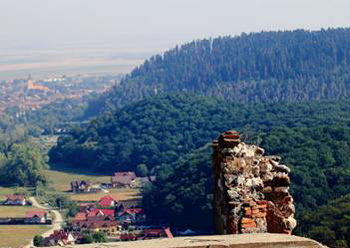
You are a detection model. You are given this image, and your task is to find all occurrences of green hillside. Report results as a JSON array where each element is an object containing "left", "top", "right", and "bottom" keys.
[
  {"left": 86, "top": 28, "right": 350, "bottom": 116},
  {"left": 50, "top": 94, "right": 350, "bottom": 223}
]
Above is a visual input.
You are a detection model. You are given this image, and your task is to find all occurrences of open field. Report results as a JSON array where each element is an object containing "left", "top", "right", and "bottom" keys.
[
  {"left": 0, "top": 225, "right": 50, "bottom": 248},
  {"left": 69, "top": 188, "right": 140, "bottom": 202},
  {"left": 45, "top": 165, "right": 141, "bottom": 202},
  {"left": 0, "top": 206, "right": 40, "bottom": 218}
]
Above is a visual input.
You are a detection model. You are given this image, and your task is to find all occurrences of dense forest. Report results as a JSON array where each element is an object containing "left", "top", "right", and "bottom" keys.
[
  {"left": 86, "top": 28, "right": 350, "bottom": 115},
  {"left": 51, "top": 94, "right": 350, "bottom": 232}
]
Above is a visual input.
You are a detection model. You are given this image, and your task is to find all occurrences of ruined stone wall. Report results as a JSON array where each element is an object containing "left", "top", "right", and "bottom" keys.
[{"left": 212, "top": 130, "right": 296, "bottom": 235}]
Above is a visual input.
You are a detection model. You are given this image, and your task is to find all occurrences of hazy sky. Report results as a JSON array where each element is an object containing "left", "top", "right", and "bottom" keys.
[
  {"left": 1, "top": 0, "right": 350, "bottom": 50},
  {"left": 1, "top": 0, "right": 350, "bottom": 79}
]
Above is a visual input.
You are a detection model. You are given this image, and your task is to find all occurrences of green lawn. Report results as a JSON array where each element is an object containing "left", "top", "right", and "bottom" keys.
[{"left": 0, "top": 225, "right": 50, "bottom": 248}]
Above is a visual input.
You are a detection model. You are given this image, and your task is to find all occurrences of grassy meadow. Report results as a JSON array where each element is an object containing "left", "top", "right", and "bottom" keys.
[
  {"left": 0, "top": 225, "right": 50, "bottom": 248},
  {"left": 44, "top": 165, "right": 141, "bottom": 202}
]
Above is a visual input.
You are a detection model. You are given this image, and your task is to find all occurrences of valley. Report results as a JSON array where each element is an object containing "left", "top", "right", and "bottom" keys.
[{"left": 2, "top": 28, "right": 350, "bottom": 248}]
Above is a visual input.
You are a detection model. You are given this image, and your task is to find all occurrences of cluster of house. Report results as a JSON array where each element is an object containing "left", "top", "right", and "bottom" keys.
[
  {"left": 3, "top": 194, "right": 30, "bottom": 206},
  {"left": 70, "top": 172, "right": 156, "bottom": 193},
  {"left": 52, "top": 195, "right": 172, "bottom": 245},
  {"left": 0, "top": 209, "right": 50, "bottom": 225}
]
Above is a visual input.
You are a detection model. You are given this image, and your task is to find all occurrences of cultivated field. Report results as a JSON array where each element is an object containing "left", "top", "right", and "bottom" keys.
[
  {"left": 0, "top": 225, "right": 50, "bottom": 248},
  {"left": 0, "top": 206, "right": 40, "bottom": 218},
  {"left": 45, "top": 165, "right": 141, "bottom": 202}
]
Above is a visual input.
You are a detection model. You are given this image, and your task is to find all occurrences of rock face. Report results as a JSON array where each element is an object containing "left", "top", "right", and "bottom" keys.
[{"left": 212, "top": 130, "right": 296, "bottom": 235}]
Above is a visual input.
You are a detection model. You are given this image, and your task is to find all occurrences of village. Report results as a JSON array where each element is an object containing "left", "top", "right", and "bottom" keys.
[
  {"left": 0, "top": 74, "right": 116, "bottom": 116},
  {"left": 0, "top": 170, "right": 175, "bottom": 247}
]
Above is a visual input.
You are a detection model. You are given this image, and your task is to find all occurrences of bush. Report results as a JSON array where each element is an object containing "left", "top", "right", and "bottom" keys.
[
  {"left": 33, "top": 235, "right": 44, "bottom": 247},
  {"left": 92, "top": 232, "right": 107, "bottom": 243}
]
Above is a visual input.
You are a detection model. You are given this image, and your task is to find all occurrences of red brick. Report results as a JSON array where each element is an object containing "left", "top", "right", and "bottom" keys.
[
  {"left": 241, "top": 222, "right": 257, "bottom": 228},
  {"left": 241, "top": 218, "right": 255, "bottom": 224}
]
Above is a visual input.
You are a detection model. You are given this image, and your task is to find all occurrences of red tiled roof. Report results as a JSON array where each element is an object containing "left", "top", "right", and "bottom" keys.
[
  {"left": 74, "top": 212, "right": 87, "bottom": 221},
  {"left": 26, "top": 209, "right": 46, "bottom": 218},
  {"left": 6, "top": 194, "right": 25, "bottom": 201},
  {"left": 98, "top": 196, "right": 116, "bottom": 207}
]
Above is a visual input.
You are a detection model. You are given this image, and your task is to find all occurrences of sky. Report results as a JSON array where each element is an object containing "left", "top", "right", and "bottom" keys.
[
  {"left": 1, "top": 0, "right": 350, "bottom": 50},
  {"left": 0, "top": 0, "right": 350, "bottom": 79}
]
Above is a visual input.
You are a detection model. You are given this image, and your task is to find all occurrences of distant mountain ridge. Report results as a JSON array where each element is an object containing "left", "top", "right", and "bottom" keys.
[{"left": 86, "top": 28, "right": 350, "bottom": 116}]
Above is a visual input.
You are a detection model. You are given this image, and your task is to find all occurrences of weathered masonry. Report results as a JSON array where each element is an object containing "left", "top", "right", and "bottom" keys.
[{"left": 212, "top": 130, "right": 296, "bottom": 234}]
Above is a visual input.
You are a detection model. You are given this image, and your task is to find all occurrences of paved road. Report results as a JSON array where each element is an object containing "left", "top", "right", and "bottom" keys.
[{"left": 23, "top": 197, "right": 63, "bottom": 248}]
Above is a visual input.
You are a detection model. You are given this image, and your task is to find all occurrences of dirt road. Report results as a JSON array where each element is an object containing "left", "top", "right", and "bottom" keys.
[{"left": 23, "top": 197, "right": 63, "bottom": 248}]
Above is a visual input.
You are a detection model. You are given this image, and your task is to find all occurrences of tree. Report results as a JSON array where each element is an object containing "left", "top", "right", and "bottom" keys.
[
  {"left": 33, "top": 235, "right": 44, "bottom": 247},
  {"left": 136, "top": 164, "right": 148, "bottom": 177}
]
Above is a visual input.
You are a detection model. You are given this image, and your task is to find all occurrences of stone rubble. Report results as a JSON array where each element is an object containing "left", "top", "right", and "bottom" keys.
[{"left": 212, "top": 130, "right": 297, "bottom": 235}]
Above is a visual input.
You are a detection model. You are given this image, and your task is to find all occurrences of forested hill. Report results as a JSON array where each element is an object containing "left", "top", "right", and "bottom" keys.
[
  {"left": 87, "top": 28, "right": 350, "bottom": 115},
  {"left": 51, "top": 93, "right": 350, "bottom": 244},
  {"left": 50, "top": 93, "right": 350, "bottom": 173}
]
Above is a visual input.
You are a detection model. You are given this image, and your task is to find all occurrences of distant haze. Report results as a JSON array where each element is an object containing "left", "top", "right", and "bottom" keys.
[{"left": 1, "top": 0, "right": 350, "bottom": 79}]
